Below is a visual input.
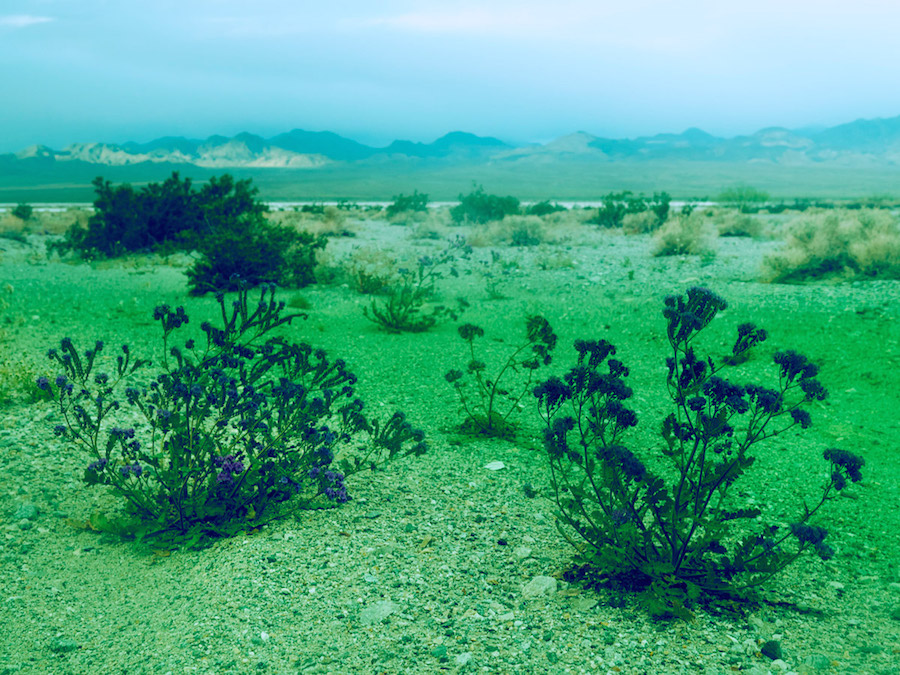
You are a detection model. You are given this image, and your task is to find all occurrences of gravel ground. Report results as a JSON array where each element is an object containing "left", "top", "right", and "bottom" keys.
[{"left": 0, "top": 219, "right": 898, "bottom": 674}]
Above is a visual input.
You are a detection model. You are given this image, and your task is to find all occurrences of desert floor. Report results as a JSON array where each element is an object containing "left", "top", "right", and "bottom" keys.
[{"left": 0, "top": 216, "right": 898, "bottom": 674}]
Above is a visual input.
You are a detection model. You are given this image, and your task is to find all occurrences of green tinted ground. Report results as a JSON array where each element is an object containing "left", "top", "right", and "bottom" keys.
[
  {"left": 3, "top": 157, "right": 900, "bottom": 201},
  {"left": 0, "top": 218, "right": 897, "bottom": 672}
]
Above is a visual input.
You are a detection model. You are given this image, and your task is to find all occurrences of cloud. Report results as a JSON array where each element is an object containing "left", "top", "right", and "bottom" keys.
[
  {"left": 355, "top": 3, "right": 577, "bottom": 37},
  {"left": 0, "top": 15, "right": 54, "bottom": 28}
]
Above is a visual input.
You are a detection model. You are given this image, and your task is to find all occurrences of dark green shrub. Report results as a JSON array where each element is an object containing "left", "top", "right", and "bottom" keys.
[
  {"left": 11, "top": 203, "right": 33, "bottom": 221},
  {"left": 534, "top": 287, "right": 863, "bottom": 619},
  {"left": 527, "top": 201, "right": 567, "bottom": 217},
  {"left": 54, "top": 172, "right": 265, "bottom": 258},
  {"left": 386, "top": 190, "right": 429, "bottom": 218},
  {"left": 186, "top": 216, "right": 325, "bottom": 296},
  {"left": 450, "top": 185, "right": 520, "bottom": 225}
]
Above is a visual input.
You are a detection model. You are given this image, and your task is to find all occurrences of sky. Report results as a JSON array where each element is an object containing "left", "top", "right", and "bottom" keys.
[{"left": 3, "top": 0, "right": 900, "bottom": 152}]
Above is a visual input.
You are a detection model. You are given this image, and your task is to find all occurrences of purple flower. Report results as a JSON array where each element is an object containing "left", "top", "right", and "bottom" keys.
[
  {"left": 790, "top": 522, "right": 828, "bottom": 545},
  {"left": 119, "top": 462, "right": 142, "bottom": 478},
  {"left": 87, "top": 458, "right": 108, "bottom": 473},
  {"left": 36, "top": 376, "right": 50, "bottom": 391},
  {"left": 790, "top": 409, "right": 812, "bottom": 429}
]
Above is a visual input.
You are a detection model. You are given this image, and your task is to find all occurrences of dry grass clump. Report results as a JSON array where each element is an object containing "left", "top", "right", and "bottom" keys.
[
  {"left": 651, "top": 212, "right": 718, "bottom": 257},
  {"left": 467, "top": 215, "right": 565, "bottom": 248},
  {"left": 713, "top": 209, "right": 765, "bottom": 238},
  {"left": 267, "top": 207, "right": 355, "bottom": 237},
  {"left": 622, "top": 210, "right": 662, "bottom": 235},
  {"left": 410, "top": 208, "right": 454, "bottom": 240},
  {"left": 761, "top": 208, "right": 900, "bottom": 282},
  {"left": 343, "top": 246, "right": 399, "bottom": 294},
  {"left": 1, "top": 207, "right": 90, "bottom": 236}
]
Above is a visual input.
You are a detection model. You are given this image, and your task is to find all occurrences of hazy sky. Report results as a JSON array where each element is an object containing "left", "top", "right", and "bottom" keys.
[{"left": 3, "top": 0, "right": 900, "bottom": 151}]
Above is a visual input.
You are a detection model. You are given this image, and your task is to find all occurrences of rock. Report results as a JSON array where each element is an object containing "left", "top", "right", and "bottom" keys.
[
  {"left": 12, "top": 503, "right": 38, "bottom": 521},
  {"left": 522, "top": 576, "right": 557, "bottom": 598},
  {"left": 513, "top": 546, "right": 532, "bottom": 560},
  {"left": 802, "top": 653, "right": 832, "bottom": 670},
  {"left": 360, "top": 600, "right": 398, "bottom": 626},
  {"left": 760, "top": 640, "right": 783, "bottom": 660},
  {"left": 454, "top": 651, "right": 472, "bottom": 665}
]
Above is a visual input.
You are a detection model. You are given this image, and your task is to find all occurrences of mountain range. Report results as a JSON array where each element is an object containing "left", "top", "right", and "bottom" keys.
[{"left": 8, "top": 115, "right": 900, "bottom": 170}]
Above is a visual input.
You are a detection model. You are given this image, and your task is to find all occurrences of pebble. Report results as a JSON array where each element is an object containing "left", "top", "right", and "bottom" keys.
[
  {"left": 12, "top": 503, "right": 38, "bottom": 520},
  {"left": 802, "top": 653, "right": 832, "bottom": 670},
  {"left": 522, "top": 576, "right": 557, "bottom": 598},
  {"left": 360, "top": 600, "right": 398, "bottom": 626}
]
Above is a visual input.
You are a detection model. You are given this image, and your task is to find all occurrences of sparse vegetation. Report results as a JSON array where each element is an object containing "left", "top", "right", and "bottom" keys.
[
  {"left": 717, "top": 185, "right": 770, "bottom": 213},
  {"left": 446, "top": 316, "right": 556, "bottom": 439},
  {"left": 11, "top": 203, "right": 33, "bottom": 221},
  {"left": 592, "top": 191, "right": 670, "bottom": 229},
  {"left": 386, "top": 190, "right": 429, "bottom": 218},
  {"left": 450, "top": 185, "right": 520, "bottom": 225},
  {"left": 652, "top": 212, "right": 717, "bottom": 257},
  {"left": 762, "top": 208, "right": 900, "bottom": 282}
]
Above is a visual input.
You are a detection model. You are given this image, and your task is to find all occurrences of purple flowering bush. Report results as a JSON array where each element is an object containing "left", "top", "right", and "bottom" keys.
[
  {"left": 40, "top": 283, "right": 426, "bottom": 545},
  {"left": 445, "top": 316, "right": 557, "bottom": 439},
  {"left": 534, "top": 287, "right": 864, "bottom": 619}
]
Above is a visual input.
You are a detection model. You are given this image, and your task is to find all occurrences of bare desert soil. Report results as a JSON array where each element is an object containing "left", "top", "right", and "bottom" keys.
[{"left": 0, "top": 217, "right": 898, "bottom": 674}]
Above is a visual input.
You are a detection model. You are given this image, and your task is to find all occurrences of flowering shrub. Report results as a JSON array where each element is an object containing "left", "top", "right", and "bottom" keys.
[
  {"left": 40, "top": 283, "right": 427, "bottom": 545},
  {"left": 445, "top": 316, "right": 556, "bottom": 439},
  {"left": 534, "top": 287, "right": 864, "bottom": 619},
  {"left": 363, "top": 237, "right": 470, "bottom": 333}
]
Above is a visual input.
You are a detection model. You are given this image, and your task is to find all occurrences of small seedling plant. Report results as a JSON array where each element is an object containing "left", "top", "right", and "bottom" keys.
[
  {"left": 446, "top": 316, "right": 556, "bottom": 439},
  {"left": 363, "top": 237, "right": 470, "bottom": 333},
  {"left": 533, "top": 287, "right": 864, "bottom": 619},
  {"left": 40, "top": 284, "right": 427, "bottom": 545}
]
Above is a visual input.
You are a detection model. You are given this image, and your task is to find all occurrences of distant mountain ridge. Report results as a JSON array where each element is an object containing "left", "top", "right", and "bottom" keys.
[{"left": 7, "top": 114, "right": 900, "bottom": 169}]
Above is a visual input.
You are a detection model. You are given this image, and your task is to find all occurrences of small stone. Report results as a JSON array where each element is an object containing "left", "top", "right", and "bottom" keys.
[
  {"left": 802, "top": 653, "right": 832, "bottom": 670},
  {"left": 13, "top": 503, "right": 38, "bottom": 521},
  {"left": 760, "top": 640, "right": 783, "bottom": 660},
  {"left": 748, "top": 616, "right": 766, "bottom": 633},
  {"left": 513, "top": 546, "right": 532, "bottom": 560},
  {"left": 522, "top": 576, "right": 557, "bottom": 598},
  {"left": 454, "top": 651, "right": 472, "bottom": 666},
  {"left": 484, "top": 461, "right": 505, "bottom": 471},
  {"left": 360, "top": 600, "right": 397, "bottom": 626},
  {"left": 827, "top": 581, "right": 845, "bottom": 591}
]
